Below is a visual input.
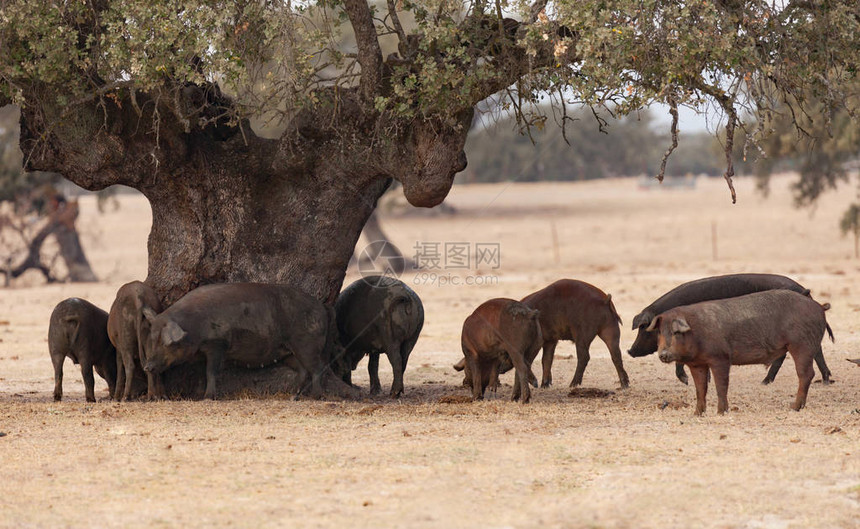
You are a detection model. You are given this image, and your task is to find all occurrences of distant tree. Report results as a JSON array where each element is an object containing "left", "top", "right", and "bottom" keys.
[
  {"left": 462, "top": 108, "right": 734, "bottom": 182},
  {"left": 0, "top": 106, "right": 97, "bottom": 283},
  {"left": 840, "top": 203, "right": 860, "bottom": 259},
  {"left": 755, "top": 95, "right": 860, "bottom": 206}
]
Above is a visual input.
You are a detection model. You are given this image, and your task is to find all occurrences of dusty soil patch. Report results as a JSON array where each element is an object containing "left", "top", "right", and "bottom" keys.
[{"left": 1, "top": 175, "right": 859, "bottom": 528}]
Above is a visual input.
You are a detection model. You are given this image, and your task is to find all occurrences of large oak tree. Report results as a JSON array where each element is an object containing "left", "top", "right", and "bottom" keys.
[{"left": 1, "top": 0, "right": 858, "bottom": 392}]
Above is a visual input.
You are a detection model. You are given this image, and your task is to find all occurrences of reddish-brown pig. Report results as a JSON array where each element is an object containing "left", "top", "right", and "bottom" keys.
[
  {"left": 460, "top": 298, "right": 542, "bottom": 403},
  {"left": 648, "top": 290, "right": 833, "bottom": 415},
  {"left": 520, "top": 279, "right": 628, "bottom": 389}
]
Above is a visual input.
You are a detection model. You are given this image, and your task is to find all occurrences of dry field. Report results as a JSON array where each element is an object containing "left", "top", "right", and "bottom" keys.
[{"left": 1, "top": 174, "right": 859, "bottom": 528}]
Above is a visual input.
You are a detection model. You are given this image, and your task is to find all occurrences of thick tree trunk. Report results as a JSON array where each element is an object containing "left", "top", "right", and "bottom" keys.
[{"left": 137, "top": 144, "right": 391, "bottom": 306}]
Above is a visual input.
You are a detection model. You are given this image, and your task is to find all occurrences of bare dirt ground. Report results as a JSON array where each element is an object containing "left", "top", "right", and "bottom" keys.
[{"left": 1, "top": 174, "right": 858, "bottom": 528}]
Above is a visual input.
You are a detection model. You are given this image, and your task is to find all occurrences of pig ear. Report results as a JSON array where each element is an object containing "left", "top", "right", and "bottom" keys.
[
  {"left": 142, "top": 307, "right": 157, "bottom": 322},
  {"left": 645, "top": 315, "right": 661, "bottom": 332},
  {"left": 671, "top": 318, "right": 691, "bottom": 334},
  {"left": 161, "top": 320, "right": 187, "bottom": 345}
]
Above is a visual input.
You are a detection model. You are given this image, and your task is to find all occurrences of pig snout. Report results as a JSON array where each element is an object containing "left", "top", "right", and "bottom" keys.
[
  {"left": 143, "top": 360, "right": 163, "bottom": 374},
  {"left": 658, "top": 349, "right": 676, "bottom": 363}
]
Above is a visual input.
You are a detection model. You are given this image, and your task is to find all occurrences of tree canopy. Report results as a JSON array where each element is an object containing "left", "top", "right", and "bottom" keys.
[{"left": 2, "top": 1, "right": 858, "bottom": 201}]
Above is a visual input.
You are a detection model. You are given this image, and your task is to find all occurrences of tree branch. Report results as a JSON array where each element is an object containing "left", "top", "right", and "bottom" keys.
[
  {"left": 386, "top": 0, "right": 407, "bottom": 48},
  {"left": 343, "top": 0, "right": 384, "bottom": 104},
  {"left": 529, "top": 0, "right": 550, "bottom": 23},
  {"left": 656, "top": 95, "right": 679, "bottom": 183},
  {"left": 696, "top": 80, "right": 738, "bottom": 204},
  {"left": 466, "top": 19, "right": 577, "bottom": 107}
]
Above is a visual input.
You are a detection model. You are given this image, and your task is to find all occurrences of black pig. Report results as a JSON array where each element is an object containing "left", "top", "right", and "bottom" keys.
[
  {"left": 334, "top": 276, "right": 424, "bottom": 397},
  {"left": 142, "top": 283, "right": 351, "bottom": 399},
  {"left": 48, "top": 298, "right": 117, "bottom": 402}
]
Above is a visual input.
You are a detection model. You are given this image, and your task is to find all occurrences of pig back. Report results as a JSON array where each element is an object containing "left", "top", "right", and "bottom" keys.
[
  {"left": 648, "top": 274, "right": 807, "bottom": 315},
  {"left": 499, "top": 301, "right": 542, "bottom": 353},
  {"left": 521, "top": 279, "right": 615, "bottom": 338},
  {"left": 335, "top": 276, "right": 423, "bottom": 350},
  {"left": 49, "top": 298, "right": 111, "bottom": 355}
]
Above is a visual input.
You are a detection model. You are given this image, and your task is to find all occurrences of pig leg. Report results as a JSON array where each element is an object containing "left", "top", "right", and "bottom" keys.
[
  {"left": 761, "top": 354, "right": 787, "bottom": 385},
  {"left": 139, "top": 337, "right": 165, "bottom": 400},
  {"left": 509, "top": 350, "right": 531, "bottom": 404},
  {"left": 95, "top": 363, "right": 117, "bottom": 400},
  {"left": 569, "top": 338, "right": 592, "bottom": 387},
  {"left": 599, "top": 325, "right": 629, "bottom": 389},
  {"left": 710, "top": 362, "right": 731, "bottom": 414},
  {"left": 674, "top": 363, "right": 689, "bottom": 385},
  {"left": 386, "top": 342, "right": 405, "bottom": 398},
  {"left": 368, "top": 353, "right": 382, "bottom": 396},
  {"left": 146, "top": 372, "right": 165, "bottom": 401},
  {"left": 465, "top": 352, "right": 484, "bottom": 401},
  {"left": 461, "top": 360, "right": 472, "bottom": 388},
  {"left": 525, "top": 342, "right": 540, "bottom": 388},
  {"left": 201, "top": 342, "right": 227, "bottom": 400},
  {"left": 114, "top": 350, "right": 126, "bottom": 401},
  {"left": 689, "top": 365, "right": 709, "bottom": 416},
  {"left": 540, "top": 341, "right": 557, "bottom": 388},
  {"left": 488, "top": 361, "right": 500, "bottom": 394},
  {"left": 120, "top": 338, "right": 138, "bottom": 401},
  {"left": 80, "top": 360, "right": 97, "bottom": 403},
  {"left": 789, "top": 347, "right": 815, "bottom": 411},
  {"left": 51, "top": 351, "right": 64, "bottom": 401},
  {"left": 813, "top": 349, "right": 832, "bottom": 385}
]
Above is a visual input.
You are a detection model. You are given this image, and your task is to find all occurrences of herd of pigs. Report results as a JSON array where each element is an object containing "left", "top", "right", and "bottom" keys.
[{"left": 47, "top": 273, "right": 840, "bottom": 415}]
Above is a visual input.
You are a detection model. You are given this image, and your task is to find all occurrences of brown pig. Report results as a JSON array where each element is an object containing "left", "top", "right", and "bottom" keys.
[
  {"left": 520, "top": 279, "right": 628, "bottom": 389},
  {"left": 48, "top": 298, "right": 117, "bottom": 402},
  {"left": 460, "top": 298, "right": 542, "bottom": 403},
  {"left": 107, "top": 281, "right": 163, "bottom": 401},
  {"left": 648, "top": 290, "right": 833, "bottom": 415}
]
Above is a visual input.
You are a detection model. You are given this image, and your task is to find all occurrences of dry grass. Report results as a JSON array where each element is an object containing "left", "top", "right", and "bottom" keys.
[{"left": 1, "top": 174, "right": 859, "bottom": 528}]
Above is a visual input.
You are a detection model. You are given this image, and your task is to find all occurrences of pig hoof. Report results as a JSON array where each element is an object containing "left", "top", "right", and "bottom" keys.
[
  {"left": 540, "top": 381, "right": 551, "bottom": 389},
  {"left": 761, "top": 378, "right": 773, "bottom": 385},
  {"left": 369, "top": 386, "right": 381, "bottom": 396},
  {"left": 820, "top": 378, "right": 834, "bottom": 385},
  {"left": 389, "top": 389, "right": 403, "bottom": 399},
  {"left": 53, "top": 394, "right": 61, "bottom": 402}
]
